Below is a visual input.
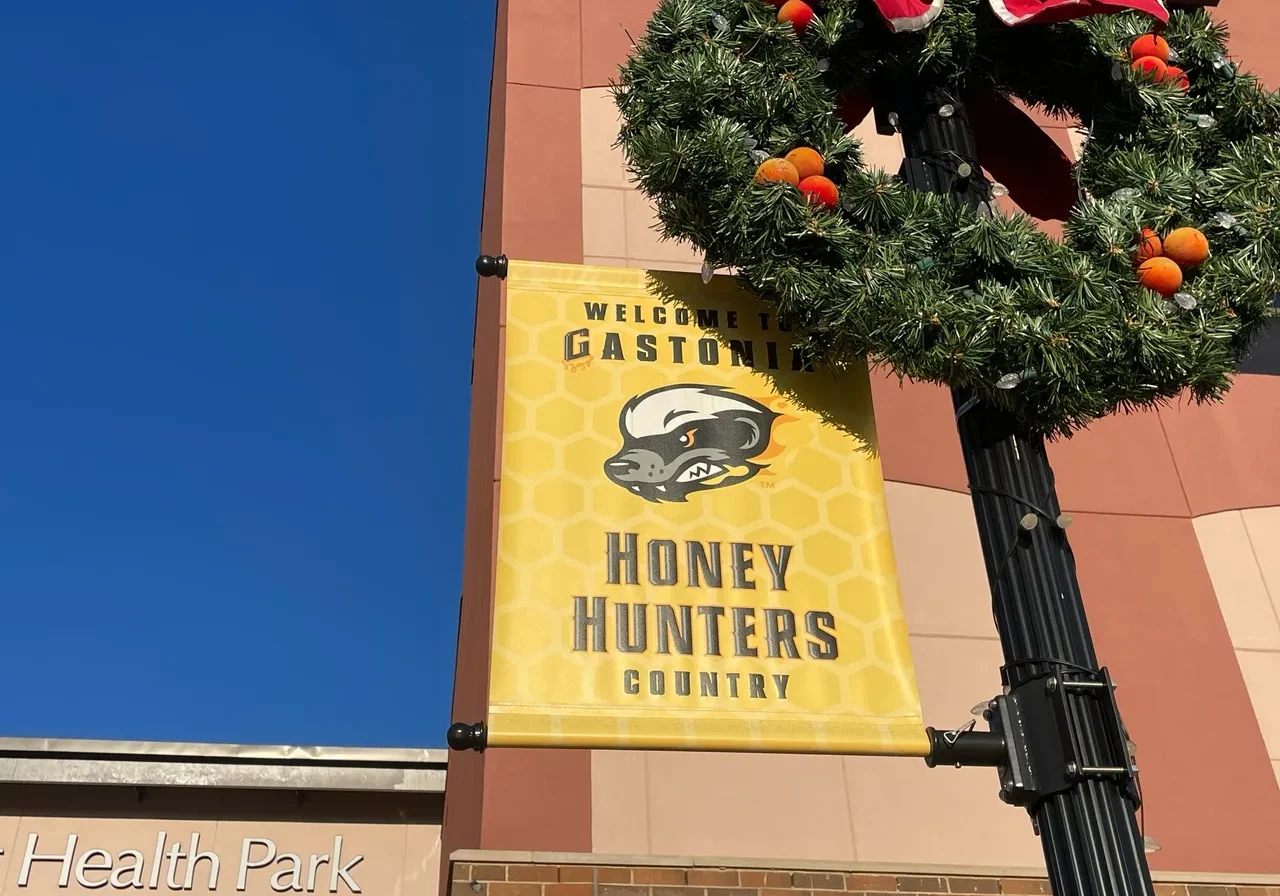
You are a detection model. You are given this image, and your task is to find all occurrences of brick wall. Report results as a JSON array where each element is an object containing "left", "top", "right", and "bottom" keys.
[{"left": 450, "top": 859, "right": 1280, "bottom": 896}]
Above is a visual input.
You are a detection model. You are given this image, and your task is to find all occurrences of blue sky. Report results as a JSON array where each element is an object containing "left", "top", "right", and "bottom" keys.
[{"left": 0, "top": 4, "right": 492, "bottom": 746}]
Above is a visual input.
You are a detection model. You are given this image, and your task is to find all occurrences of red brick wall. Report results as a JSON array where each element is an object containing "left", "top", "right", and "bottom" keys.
[{"left": 450, "top": 860, "right": 1280, "bottom": 896}]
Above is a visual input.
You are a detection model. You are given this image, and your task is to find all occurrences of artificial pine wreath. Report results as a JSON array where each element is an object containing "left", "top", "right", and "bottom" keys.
[{"left": 614, "top": 0, "right": 1280, "bottom": 435}]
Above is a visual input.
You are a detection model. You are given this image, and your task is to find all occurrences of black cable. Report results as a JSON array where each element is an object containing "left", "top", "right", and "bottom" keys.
[
  {"left": 968, "top": 482, "right": 1059, "bottom": 521},
  {"left": 971, "top": 478, "right": 1069, "bottom": 639},
  {"left": 987, "top": 528, "right": 1024, "bottom": 636},
  {"left": 909, "top": 147, "right": 997, "bottom": 200},
  {"left": 1004, "top": 657, "right": 1100, "bottom": 676}
]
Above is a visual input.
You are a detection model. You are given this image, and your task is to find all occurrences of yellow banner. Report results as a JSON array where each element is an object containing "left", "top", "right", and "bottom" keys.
[{"left": 486, "top": 260, "right": 929, "bottom": 756}]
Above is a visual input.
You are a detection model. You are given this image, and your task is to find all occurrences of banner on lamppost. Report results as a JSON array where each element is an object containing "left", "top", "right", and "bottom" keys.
[{"left": 485, "top": 260, "right": 929, "bottom": 757}]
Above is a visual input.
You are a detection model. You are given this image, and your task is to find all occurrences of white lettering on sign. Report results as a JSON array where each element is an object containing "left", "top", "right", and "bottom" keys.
[
  {"left": 15, "top": 833, "right": 363, "bottom": 892},
  {"left": 19, "top": 832, "right": 77, "bottom": 887}
]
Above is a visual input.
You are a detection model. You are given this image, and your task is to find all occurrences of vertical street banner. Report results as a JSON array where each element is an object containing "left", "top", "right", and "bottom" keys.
[{"left": 486, "top": 260, "right": 929, "bottom": 756}]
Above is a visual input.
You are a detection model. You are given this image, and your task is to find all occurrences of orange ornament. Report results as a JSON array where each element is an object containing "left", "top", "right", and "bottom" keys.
[
  {"left": 1131, "top": 56, "right": 1168, "bottom": 81},
  {"left": 1137, "top": 228, "right": 1163, "bottom": 263},
  {"left": 785, "top": 147, "right": 825, "bottom": 180},
  {"left": 1138, "top": 257, "right": 1184, "bottom": 297},
  {"left": 1163, "top": 227, "right": 1210, "bottom": 267},
  {"left": 1164, "top": 65, "right": 1190, "bottom": 90},
  {"left": 798, "top": 175, "right": 839, "bottom": 209},
  {"left": 754, "top": 158, "right": 800, "bottom": 187},
  {"left": 1130, "top": 34, "right": 1170, "bottom": 63},
  {"left": 777, "top": 0, "right": 815, "bottom": 34}
]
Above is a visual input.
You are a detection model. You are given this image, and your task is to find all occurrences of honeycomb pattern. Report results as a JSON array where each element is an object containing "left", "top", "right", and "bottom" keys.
[{"left": 487, "top": 260, "right": 929, "bottom": 757}]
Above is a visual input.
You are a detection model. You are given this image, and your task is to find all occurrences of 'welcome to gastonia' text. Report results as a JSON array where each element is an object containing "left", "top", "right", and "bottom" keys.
[{"left": 562, "top": 302, "right": 814, "bottom": 371}]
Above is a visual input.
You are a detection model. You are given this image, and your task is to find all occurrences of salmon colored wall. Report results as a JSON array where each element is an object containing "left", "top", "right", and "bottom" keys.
[
  {"left": 441, "top": 0, "right": 509, "bottom": 883},
  {"left": 473, "top": 0, "right": 594, "bottom": 856},
  {"left": 443, "top": 0, "right": 592, "bottom": 880},
  {"left": 448, "top": 0, "right": 1280, "bottom": 876}
]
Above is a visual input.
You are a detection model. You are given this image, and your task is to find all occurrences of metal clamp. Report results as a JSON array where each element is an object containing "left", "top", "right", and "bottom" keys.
[
  {"left": 994, "top": 665, "right": 1140, "bottom": 809},
  {"left": 926, "top": 665, "right": 1140, "bottom": 811}
]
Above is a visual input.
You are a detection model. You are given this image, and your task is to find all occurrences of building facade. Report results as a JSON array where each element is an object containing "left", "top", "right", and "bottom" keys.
[
  {"left": 0, "top": 738, "right": 445, "bottom": 896},
  {"left": 444, "top": 0, "right": 1280, "bottom": 893}
]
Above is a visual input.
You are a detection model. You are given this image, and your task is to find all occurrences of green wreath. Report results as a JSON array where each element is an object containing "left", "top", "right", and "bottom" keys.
[{"left": 615, "top": 0, "right": 1280, "bottom": 435}]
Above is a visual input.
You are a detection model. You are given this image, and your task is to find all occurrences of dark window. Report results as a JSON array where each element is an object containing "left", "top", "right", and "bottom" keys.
[{"left": 1238, "top": 293, "right": 1280, "bottom": 376}]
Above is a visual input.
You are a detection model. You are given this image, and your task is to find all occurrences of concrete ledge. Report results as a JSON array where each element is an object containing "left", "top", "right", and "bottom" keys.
[
  {"left": 0, "top": 737, "right": 447, "bottom": 765},
  {"left": 448, "top": 849, "right": 1280, "bottom": 887},
  {"left": 0, "top": 738, "right": 448, "bottom": 792}
]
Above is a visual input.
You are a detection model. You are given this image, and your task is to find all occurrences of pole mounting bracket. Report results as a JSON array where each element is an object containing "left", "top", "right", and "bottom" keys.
[{"left": 927, "top": 666, "right": 1140, "bottom": 811}]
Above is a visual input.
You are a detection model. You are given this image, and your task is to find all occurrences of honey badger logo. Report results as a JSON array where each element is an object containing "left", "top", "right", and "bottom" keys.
[{"left": 604, "top": 384, "right": 780, "bottom": 503}]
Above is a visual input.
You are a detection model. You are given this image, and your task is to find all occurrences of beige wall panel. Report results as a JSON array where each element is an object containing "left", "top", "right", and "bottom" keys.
[
  {"left": 884, "top": 482, "right": 998, "bottom": 640},
  {"left": 583, "top": 187, "right": 628, "bottom": 259},
  {"left": 622, "top": 190, "right": 701, "bottom": 266},
  {"left": 850, "top": 114, "right": 904, "bottom": 174},
  {"left": 1194, "top": 511, "right": 1280, "bottom": 651},
  {"left": 1236, "top": 649, "right": 1280, "bottom": 762},
  {"left": 1244, "top": 507, "right": 1280, "bottom": 609},
  {"left": 403, "top": 824, "right": 442, "bottom": 896},
  {"left": 590, "top": 751, "right": 651, "bottom": 856},
  {"left": 584, "top": 256, "right": 628, "bottom": 268},
  {"left": 643, "top": 752, "right": 857, "bottom": 862},
  {"left": 581, "top": 88, "right": 629, "bottom": 190}
]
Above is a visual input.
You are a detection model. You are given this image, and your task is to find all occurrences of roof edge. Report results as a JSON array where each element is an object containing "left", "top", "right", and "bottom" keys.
[
  {"left": 0, "top": 737, "right": 448, "bottom": 793},
  {"left": 0, "top": 737, "right": 448, "bottom": 766}
]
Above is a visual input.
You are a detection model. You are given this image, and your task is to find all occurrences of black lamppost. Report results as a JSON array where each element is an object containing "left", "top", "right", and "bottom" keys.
[{"left": 889, "top": 64, "right": 1157, "bottom": 896}]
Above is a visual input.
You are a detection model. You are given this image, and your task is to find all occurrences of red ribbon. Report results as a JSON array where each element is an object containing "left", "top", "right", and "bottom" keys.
[
  {"left": 839, "top": 0, "right": 1171, "bottom": 222},
  {"left": 869, "top": 0, "right": 1168, "bottom": 32}
]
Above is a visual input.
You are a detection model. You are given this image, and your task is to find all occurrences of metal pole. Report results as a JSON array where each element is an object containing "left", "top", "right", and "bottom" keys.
[{"left": 887, "top": 74, "right": 1156, "bottom": 896}]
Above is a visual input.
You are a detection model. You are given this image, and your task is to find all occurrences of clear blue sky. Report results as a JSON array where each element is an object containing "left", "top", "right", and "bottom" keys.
[{"left": 0, "top": 4, "right": 493, "bottom": 747}]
